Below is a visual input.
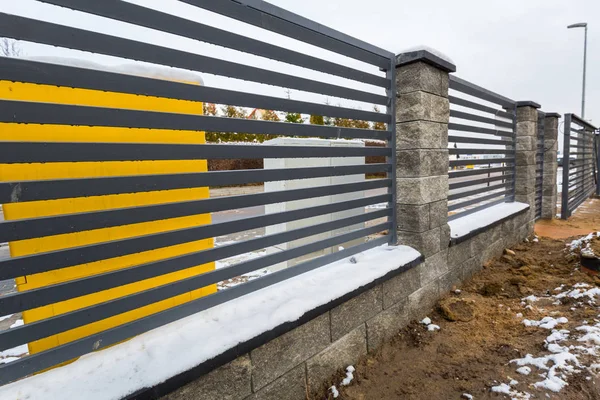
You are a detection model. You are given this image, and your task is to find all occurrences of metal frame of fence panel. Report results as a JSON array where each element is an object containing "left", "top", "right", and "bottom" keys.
[
  {"left": 0, "top": 1, "right": 398, "bottom": 384},
  {"left": 447, "top": 76, "right": 517, "bottom": 220},
  {"left": 561, "top": 114, "right": 598, "bottom": 219},
  {"left": 535, "top": 112, "right": 545, "bottom": 220}
]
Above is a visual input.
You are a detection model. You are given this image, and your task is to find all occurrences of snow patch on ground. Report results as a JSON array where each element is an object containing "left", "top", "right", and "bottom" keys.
[
  {"left": 448, "top": 202, "right": 529, "bottom": 239},
  {"left": 522, "top": 317, "right": 568, "bottom": 330},
  {"left": 340, "top": 365, "right": 355, "bottom": 386},
  {"left": 0, "top": 245, "right": 421, "bottom": 400}
]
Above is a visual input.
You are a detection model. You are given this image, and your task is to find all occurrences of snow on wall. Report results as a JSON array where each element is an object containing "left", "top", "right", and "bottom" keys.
[
  {"left": 0, "top": 245, "right": 421, "bottom": 400},
  {"left": 448, "top": 202, "right": 529, "bottom": 240}
]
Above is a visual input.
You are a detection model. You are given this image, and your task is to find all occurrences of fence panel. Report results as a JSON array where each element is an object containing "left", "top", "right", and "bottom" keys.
[
  {"left": 561, "top": 114, "right": 598, "bottom": 219},
  {"left": 535, "top": 112, "right": 545, "bottom": 220},
  {"left": 0, "top": 0, "right": 396, "bottom": 384},
  {"left": 447, "top": 76, "right": 517, "bottom": 220}
]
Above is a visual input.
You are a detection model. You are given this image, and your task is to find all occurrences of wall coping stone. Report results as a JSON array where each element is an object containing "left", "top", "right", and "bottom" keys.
[
  {"left": 395, "top": 49, "right": 456, "bottom": 73},
  {"left": 516, "top": 100, "right": 541, "bottom": 109},
  {"left": 449, "top": 202, "right": 530, "bottom": 245}
]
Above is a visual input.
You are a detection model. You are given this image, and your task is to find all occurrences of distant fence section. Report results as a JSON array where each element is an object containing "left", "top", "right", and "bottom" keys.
[
  {"left": 0, "top": 0, "right": 396, "bottom": 384},
  {"left": 561, "top": 114, "right": 598, "bottom": 219},
  {"left": 447, "top": 76, "right": 517, "bottom": 220},
  {"left": 535, "top": 112, "right": 545, "bottom": 220}
]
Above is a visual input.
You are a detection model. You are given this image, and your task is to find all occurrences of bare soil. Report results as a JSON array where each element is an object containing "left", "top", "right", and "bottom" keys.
[{"left": 321, "top": 211, "right": 600, "bottom": 399}]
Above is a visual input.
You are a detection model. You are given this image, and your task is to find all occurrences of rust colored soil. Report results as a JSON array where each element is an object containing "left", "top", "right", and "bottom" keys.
[
  {"left": 535, "top": 198, "right": 600, "bottom": 239},
  {"left": 323, "top": 233, "right": 600, "bottom": 400}
]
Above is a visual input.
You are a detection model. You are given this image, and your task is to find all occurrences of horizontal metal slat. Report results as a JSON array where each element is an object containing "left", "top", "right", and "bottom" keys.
[
  {"left": 448, "top": 182, "right": 512, "bottom": 201},
  {"left": 0, "top": 58, "right": 390, "bottom": 124},
  {"left": 448, "top": 174, "right": 514, "bottom": 190},
  {"left": 450, "top": 158, "right": 514, "bottom": 167},
  {"left": 179, "top": 0, "right": 393, "bottom": 68},
  {"left": 448, "top": 135, "right": 513, "bottom": 146},
  {"left": 448, "top": 189, "right": 511, "bottom": 211},
  {"left": 449, "top": 149, "right": 512, "bottom": 155},
  {"left": 0, "top": 100, "right": 390, "bottom": 141},
  {"left": 0, "top": 235, "right": 391, "bottom": 385},
  {"left": 449, "top": 75, "right": 515, "bottom": 108},
  {"left": 0, "top": 194, "right": 390, "bottom": 280},
  {"left": 448, "top": 95, "right": 513, "bottom": 119},
  {"left": 449, "top": 166, "right": 513, "bottom": 179},
  {"left": 450, "top": 110, "right": 513, "bottom": 129},
  {"left": 0, "top": 141, "right": 390, "bottom": 164},
  {"left": 0, "top": 164, "right": 391, "bottom": 204},
  {"left": 449, "top": 123, "right": 514, "bottom": 138},
  {"left": 0, "top": 208, "right": 391, "bottom": 318},
  {"left": 0, "top": 14, "right": 387, "bottom": 105},
  {"left": 37, "top": 0, "right": 389, "bottom": 88},
  {"left": 0, "top": 178, "right": 391, "bottom": 242}
]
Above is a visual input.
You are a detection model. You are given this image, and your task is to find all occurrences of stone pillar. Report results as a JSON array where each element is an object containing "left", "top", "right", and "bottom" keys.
[
  {"left": 541, "top": 113, "right": 560, "bottom": 219},
  {"left": 515, "top": 101, "right": 540, "bottom": 228},
  {"left": 394, "top": 49, "right": 457, "bottom": 314},
  {"left": 394, "top": 49, "right": 454, "bottom": 257}
]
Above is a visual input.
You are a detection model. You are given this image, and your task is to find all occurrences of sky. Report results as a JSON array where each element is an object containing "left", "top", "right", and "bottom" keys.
[{"left": 2, "top": 0, "right": 599, "bottom": 135}]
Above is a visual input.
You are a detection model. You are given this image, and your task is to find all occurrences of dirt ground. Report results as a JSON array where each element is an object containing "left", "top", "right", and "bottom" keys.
[{"left": 324, "top": 200, "right": 600, "bottom": 400}]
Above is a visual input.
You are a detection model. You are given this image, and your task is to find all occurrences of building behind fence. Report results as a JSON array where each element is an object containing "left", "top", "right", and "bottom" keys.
[{"left": 0, "top": 1, "right": 598, "bottom": 399}]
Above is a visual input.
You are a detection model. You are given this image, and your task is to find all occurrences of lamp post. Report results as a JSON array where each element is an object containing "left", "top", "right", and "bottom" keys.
[{"left": 567, "top": 22, "right": 588, "bottom": 118}]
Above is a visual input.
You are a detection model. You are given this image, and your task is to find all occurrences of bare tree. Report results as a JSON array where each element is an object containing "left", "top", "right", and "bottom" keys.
[{"left": 1, "top": 38, "right": 22, "bottom": 57}]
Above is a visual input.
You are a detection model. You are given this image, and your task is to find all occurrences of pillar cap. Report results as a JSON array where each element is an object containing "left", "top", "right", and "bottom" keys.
[
  {"left": 544, "top": 112, "right": 561, "bottom": 118},
  {"left": 516, "top": 101, "right": 541, "bottom": 109},
  {"left": 395, "top": 49, "right": 456, "bottom": 73}
]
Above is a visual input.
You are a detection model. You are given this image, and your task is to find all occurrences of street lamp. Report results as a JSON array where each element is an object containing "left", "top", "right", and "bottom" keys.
[{"left": 567, "top": 22, "right": 588, "bottom": 118}]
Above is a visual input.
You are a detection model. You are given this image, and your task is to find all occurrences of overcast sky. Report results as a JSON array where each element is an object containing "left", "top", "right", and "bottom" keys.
[{"left": 3, "top": 0, "right": 599, "bottom": 134}]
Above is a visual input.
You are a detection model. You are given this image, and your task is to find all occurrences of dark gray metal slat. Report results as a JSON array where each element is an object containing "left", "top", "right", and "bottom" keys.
[
  {"left": 0, "top": 58, "right": 390, "bottom": 124},
  {"left": 448, "top": 95, "right": 513, "bottom": 119},
  {"left": 450, "top": 110, "right": 513, "bottom": 129},
  {"left": 0, "top": 179, "right": 391, "bottom": 242},
  {"left": 449, "top": 123, "right": 514, "bottom": 138},
  {"left": 450, "top": 158, "right": 514, "bottom": 167},
  {"left": 0, "top": 13, "right": 387, "bottom": 105},
  {"left": 0, "top": 194, "right": 390, "bottom": 280},
  {"left": 0, "top": 164, "right": 390, "bottom": 205},
  {"left": 449, "top": 75, "right": 515, "bottom": 108},
  {"left": 37, "top": 0, "right": 389, "bottom": 88},
  {"left": 449, "top": 149, "right": 512, "bottom": 155},
  {"left": 448, "top": 189, "right": 510, "bottom": 211},
  {"left": 448, "top": 197, "right": 509, "bottom": 221},
  {"left": 448, "top": 135, "right": 513, "bottom": 146},
  {"left": 448, "top": 182, "right": 512, "bottom": 201},
  {"left": 448, "top": 174, "right": 514, "bottom": 190},
  {"left": 0, "top": 100, "right": 390, "bottom": 141},
  {"left": 0, "top": 208, "right": 391, "bottom": 319},
  {"left": 448, "top": 166, "right": 512, "bottom": 179}
]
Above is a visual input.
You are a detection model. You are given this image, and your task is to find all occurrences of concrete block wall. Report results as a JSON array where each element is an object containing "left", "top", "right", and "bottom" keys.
[
  {"left": 541, "top": 113, "right": 560, "bottom": 219},
  {"left": 157, "top": 50, "right": 537, "bottom": 400}
]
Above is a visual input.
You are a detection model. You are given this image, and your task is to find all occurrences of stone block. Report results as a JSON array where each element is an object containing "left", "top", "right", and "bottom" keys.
[
  {"left": 461, "top": 257, "right": 482, "bottom": 280},
  {"left": 429, "top": 200, "right": 448, "bottom": 229},
  {"left": 544, "top": 117, "right": 560, "bottom": 137},
  {"left": 516, "top": 136, "right": 536, "bottom": 151},
  {"left": 396, "top": 120, "right": 448, "bottom": 150},
  {"left": 306, "top": 325, "right": 367, "bottom": 393},
  {"left": 408, "top": 279, "right": 440, "bottom": 319},
  {"left": 396, "top": 61, "right": 447, "bottom": 96},
  {"left": 439, "top": 266, "right": 463, "bottom": 293},
  {"left": 515, "top": 193, "right": 536, "bottom": 209},
  {"left": 517, "top": 107, "right": 538, "bottom": 123},
  {"left": 396, "top": 91, "right": 449, "bottom": 124},
  {"left": 382, "top": 266, "right": 421, "bottom": 309},
  {"left": 246, "top": 365, "right": 306, "bottom": 400},
  {"left": 440, "top": 223, "right": 451, "bottom": 249},
  {"left": 396, "top": 175, "right": 448, "bottom": 204},
  {"left": 481, "top": 239, "right": 505, "bottom": 264},
  {"left": 396, "top": 149, "right": 448, "bottom": 177},
  {"left": 330, "top": 286, "right": 383, "bottom": 341},
  {"left": 165, "top": 356, "right": 252, "bottom": 400},
  {"left": 396, "top": 203, "right": 430, "bottom": 232},
  {"left": 470, "top": 229, "right": 492, "bottom": 258},
  {"left": 515, "top": 150, "right": 535, "bottom": 167},
  {"left": 416, "top": 250, "right": 448, "bottom": 285},
  {"left": 366, "top": 298, "right": 409, "bottom": 352},
  {"left": 397, "top": 227, "right": 441, "bottom": 257},
  {"left": 543, "top": 150, "right": 558, "bottom": 165},
  {"left": 501, "top": 217, "right": 516, "bottom": 237},
  {"left": 448, "top": 239, "right": 472, "bottom": 268},
  {"left": 251, "top": 313, "right": 330, "bottom": 391}
]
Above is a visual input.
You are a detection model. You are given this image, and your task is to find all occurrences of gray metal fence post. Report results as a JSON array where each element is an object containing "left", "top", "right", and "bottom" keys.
[{"left": 561, "top": 114, "right": 572, "bottom": 219}]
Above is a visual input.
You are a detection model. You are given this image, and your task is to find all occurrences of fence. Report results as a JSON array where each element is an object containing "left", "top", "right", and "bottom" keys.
[
  {"left": 535, "top": 112, "right": 545, "bottom": 220},
  {"left": 0, "top": 0, "right": 396, "bottom": 384},
  {"left": 447, "top": 75, "right": 517, "bottom": 220},
  {"left": 560, "top": 114, "right": 598, "bottom": 219}
]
